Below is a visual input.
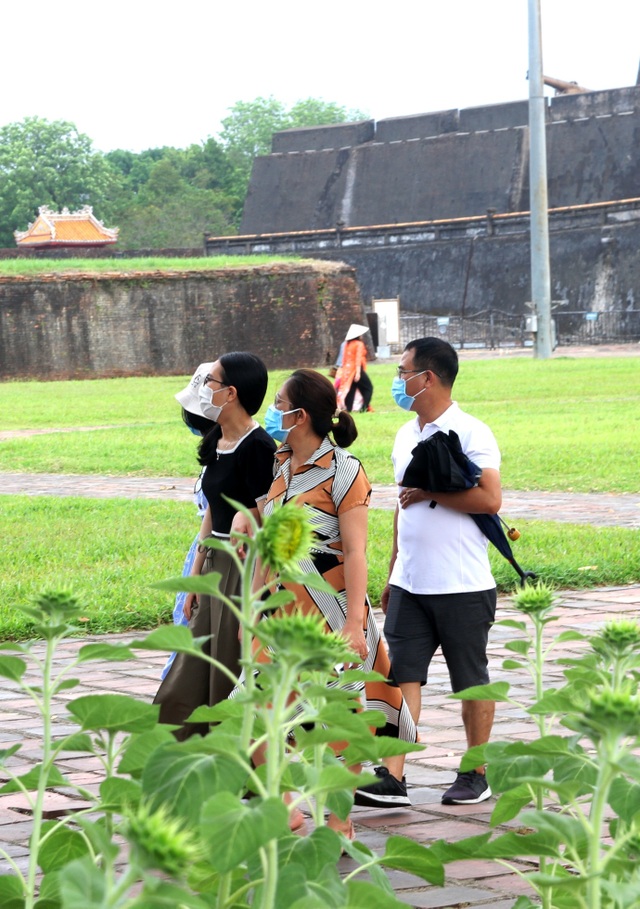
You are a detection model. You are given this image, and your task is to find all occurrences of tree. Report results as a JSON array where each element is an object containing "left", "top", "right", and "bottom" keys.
[
  {"left": 105, "top": 147, "right": 170, "bottom": 195},
  {"left": 218, "top": 96, "right": 368, "bottom": 205},
  {"left": 0, "top": 116, "right": 119, "bottom": 247},
  {"left": 288, "top": 97, "right": 366, "bottom": 129},
  {"left": 219, "top": 97, "right": 287, "bottom": 170},
  {"left": 113, "top": 188, "right": 236, "bottom": 249},
  {"left": 112, "top": 155, "right": 237, "bottom": 248},
  {"left": 106, "top": 140, "right": 241, "bottom": 244}
]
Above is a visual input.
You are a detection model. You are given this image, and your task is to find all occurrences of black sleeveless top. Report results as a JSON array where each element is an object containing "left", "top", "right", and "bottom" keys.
[{"left": 201, "top": 426, "right": 276, "bottom": 534}]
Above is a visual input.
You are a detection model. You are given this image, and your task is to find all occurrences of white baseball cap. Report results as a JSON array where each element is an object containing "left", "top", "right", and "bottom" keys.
[{"left": 174, "top": 362, "right": 213, "bottom": 414}]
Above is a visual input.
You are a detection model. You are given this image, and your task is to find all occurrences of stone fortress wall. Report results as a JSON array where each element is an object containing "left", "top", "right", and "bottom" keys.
[
  {"left": 0, "top": 263, "right": 366, "bottom": 379},
  {"left": 210, "top": 87, "right": 640, "bottom": 318}
]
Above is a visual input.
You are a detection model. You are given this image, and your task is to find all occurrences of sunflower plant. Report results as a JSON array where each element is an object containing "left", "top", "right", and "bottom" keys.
[
  {"left": 446, "top": 582, "right": 640, "bottom": 909},
  {"left": 0, "top": 502, "right": 437, "bottom": 909}
]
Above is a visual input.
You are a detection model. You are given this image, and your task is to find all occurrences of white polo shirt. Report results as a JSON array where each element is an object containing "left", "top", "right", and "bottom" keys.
[{"left": 389, "top": 402, "right": 501, "bottom": 595}]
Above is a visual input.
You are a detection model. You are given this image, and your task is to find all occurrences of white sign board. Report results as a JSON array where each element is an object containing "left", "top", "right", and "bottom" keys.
[{"left": 372, "top": 298, "right": 400, "bottom": 344}]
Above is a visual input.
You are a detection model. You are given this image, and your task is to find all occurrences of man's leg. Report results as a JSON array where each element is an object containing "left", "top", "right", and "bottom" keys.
[
  {"left": 438, "top": 589, "right": 496, "bottom": 805},
  {"left": 353, "top": 589, "right": 432, "bottom": 808},
  {"left": 382, "top": 679, "right": 421, "bottom": 782},
  {"left": 398, "top": 680, "right": 422, "bottom": 725},
  {"left": 461, "top": 698, "right": 495, "bottom": 773}
]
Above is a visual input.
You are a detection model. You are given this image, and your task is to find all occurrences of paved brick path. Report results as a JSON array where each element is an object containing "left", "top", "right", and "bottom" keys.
[
  {"left": 1, "top": 471, "right": 639, "bottom": 529},
  {"left": 1, "top": 586, "right": 639, "bottom": 907}
]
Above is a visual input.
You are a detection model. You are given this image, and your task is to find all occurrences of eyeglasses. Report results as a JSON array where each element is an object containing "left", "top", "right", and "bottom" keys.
[
  {"left": 204, "top": 374, "right": 227, "bottom": 388},
  {"left": 396, "top": 367, "right": 442, "bottom": 379}
]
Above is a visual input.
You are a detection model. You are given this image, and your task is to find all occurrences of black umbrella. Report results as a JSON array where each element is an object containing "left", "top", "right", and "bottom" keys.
[
  {"left": 403, "top": 430, "right": 537, "bottom": 585},
  {"left": 402, "top": 429, "right": 482, "bottom": 493}
]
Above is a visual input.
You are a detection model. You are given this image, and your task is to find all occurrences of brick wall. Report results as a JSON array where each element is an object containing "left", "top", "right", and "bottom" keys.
[{"left": 0, "top": 262, "right": 368, "bottom": 379}]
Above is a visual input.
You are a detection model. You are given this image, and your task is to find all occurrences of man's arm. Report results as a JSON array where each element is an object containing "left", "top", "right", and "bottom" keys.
[{"left": 400, "top": 468, "right": 502, "bottom": 515}]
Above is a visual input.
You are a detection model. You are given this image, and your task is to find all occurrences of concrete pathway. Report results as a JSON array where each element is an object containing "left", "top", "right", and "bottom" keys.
[
  {"left": 1, "top": 585, "right": 639, "bottom": 907},
  {"left": 1, "top": 471, "right": 640, "bottom": 528}
]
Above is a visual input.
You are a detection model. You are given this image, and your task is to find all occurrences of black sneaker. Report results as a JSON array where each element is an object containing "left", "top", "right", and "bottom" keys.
[
  {"left": 353, "top": 766, "right": 411, "bottom": 808},
  {"left": 441, "top": 770, "right": 491, "bottom": 805}
]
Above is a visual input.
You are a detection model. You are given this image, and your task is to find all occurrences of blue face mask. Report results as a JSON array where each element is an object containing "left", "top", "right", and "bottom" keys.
[
  {"left": 391, "top": 372, "right": 427, "bottom": 411},
  {"left": 264, "top": 404, "right": 300, "bottom": 442}
]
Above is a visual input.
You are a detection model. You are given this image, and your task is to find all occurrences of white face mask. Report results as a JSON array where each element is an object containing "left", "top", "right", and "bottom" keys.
[{"left": 199, "top": 383, "right": 227, "bottom": 422}]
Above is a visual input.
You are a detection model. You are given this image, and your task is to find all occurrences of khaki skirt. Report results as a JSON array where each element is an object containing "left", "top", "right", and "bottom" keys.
[{"left": 153, "top": 546, "right": 241, "bottom": 740}]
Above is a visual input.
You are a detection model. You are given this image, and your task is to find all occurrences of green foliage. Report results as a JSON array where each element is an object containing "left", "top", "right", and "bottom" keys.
[
  {"left": 449, "top": 585, "right": 640, "bottom": 907},
  {"left": 218, "top": 95, "right": 367, "bottom": 205},
  {"left": 0, "top": 514, "right": 435, "bottom": 908},
  {"left": 219, "top": 96, "right": 287, "bottom": 191},
  {"left": 106, "top": 143, "right": 240, "bottom": 247},
  {"left": 0, "top": 117, "right": 119, "bottom": 247},
  {"left": 0, "top": 94, "right": 366, "bottom": 248}
]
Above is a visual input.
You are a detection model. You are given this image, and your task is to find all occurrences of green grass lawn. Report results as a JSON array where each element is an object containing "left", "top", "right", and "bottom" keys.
[
  {"left": 1, "top": 356, "right": 639, "bottom": 638},
  {"left": 2, "top": 358, "right": 639, "bottom": 491},
  {"left": 0, "top": 255, "right": 298, "bottom": 276},
  {"left": 0, "top": 496, "right": 193, "bottom": 640},
  {"left": 2, "top": 497, "right": 638, "bottom": 641}
]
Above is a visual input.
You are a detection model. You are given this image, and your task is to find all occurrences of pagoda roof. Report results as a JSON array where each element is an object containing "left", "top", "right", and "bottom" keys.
[{"left": 14, "top": 206, "right": 119, "bottom": 247}]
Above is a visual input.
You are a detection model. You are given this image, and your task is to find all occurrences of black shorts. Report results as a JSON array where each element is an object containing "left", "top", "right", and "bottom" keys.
[{"left": 384, "top": 586, "right": 497, "bottom": 692}]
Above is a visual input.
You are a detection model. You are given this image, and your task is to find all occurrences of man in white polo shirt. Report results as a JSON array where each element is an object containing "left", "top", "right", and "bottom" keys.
[{"left": 384, "top": 337, "right": 501, "bottom": 805}]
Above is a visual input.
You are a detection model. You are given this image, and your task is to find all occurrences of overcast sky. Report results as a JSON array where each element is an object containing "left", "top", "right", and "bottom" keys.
[{"left": 3, "top": 0, "right": 638, "bottom": 154}]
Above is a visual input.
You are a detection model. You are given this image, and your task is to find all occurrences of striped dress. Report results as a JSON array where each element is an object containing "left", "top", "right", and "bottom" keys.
[{"left": 262, "top": 437, "right": 417, "bottom": 745}]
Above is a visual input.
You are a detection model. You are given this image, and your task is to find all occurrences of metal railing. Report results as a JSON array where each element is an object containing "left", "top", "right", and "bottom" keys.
[
  {"left": 396, "top": 309, "right": 640, "bottom": 351},
  {"left": 554, "top": 310, "right": 640, "bottom": 346}
]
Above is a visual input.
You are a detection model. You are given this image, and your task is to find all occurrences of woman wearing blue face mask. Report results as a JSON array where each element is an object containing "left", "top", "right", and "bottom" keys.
[
  {"left": 154, "top": 352, "right": 276, "bottom": 739},
  {"left": 257, "top": 369, "right": 417, "bottom": 839}
]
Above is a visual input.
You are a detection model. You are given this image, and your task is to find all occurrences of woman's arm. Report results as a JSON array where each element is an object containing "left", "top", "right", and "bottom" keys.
[
  {"left": 183, "top": 505, "right": 213, "bottom": 620},
  {"left": 338, "top": 504, "right": 369, "bottom": 663},
  {"left": 357, "top": 339, "right": 368, "bottom": 378}
]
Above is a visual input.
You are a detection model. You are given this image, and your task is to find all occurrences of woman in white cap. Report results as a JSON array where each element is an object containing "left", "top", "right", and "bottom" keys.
[
  {"left": 154, "top": 352, "right": 276, "bottom": 739},
  {"left": 159, "top": 363, "right": 217, "bottom": 681},
  {"left": 336, "top": 323, "right": 374, "bottom": 413}
]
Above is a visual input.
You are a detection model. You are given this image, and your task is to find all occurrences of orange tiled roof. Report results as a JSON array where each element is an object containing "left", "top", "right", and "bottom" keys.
[{"left": 14, "top": 206, "right": 119, "bottom": 247}]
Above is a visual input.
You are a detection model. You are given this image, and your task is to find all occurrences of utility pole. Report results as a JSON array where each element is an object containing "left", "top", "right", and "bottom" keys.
[{"left": 528, "top": 0, "right": 553, "bottom": 358}]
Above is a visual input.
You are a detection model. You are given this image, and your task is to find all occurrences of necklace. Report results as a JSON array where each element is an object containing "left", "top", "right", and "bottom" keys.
[{"left": 216, "top": 422, "right": 256, "bottom": 459}]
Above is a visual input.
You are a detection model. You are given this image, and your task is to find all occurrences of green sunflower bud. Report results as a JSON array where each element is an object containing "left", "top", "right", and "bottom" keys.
[
  {"left": 256, "top": 500, "right": 315, "bottom": 576},
  {"left": 574, "top": 688, "right": 640, "bottom": 742},
  {"left": 123, "top": 802, "right": 200, "bottom": 877},
  {"left": 259, "top": 613, "right": 351, "bottom": 671},
  {"left": 511, "top": 580, "right": 557, "bottom": 616},
  {"left": 591, "top": 619, "right": 640, "bottom": 662},
  {"left": 18, "top": 589, "right": 86, "bottom": 636}
]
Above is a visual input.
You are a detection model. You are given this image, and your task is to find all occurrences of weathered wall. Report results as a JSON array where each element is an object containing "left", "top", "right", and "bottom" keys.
[
  {"left": 240, "top": 87, "right": 640, "bottom": 234},
  {"left": 337, "top": 220, "right": 640, "bottom": 315},
  {"left": 0, "top": 263, "right": 368, "bottom": 379},
  {"left": 0, "top": 246, "right": 203, "bottom": 260},
  {"left": 207, "top": 206, "right": 640, "bottom": 315}
]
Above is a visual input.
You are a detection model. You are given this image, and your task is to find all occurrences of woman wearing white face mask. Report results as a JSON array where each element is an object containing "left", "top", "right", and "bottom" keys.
[
  {"left": 159, "top": 362, "right": 217, "bottom": 682},
  {"left": 154, "top": 352, "right": 276, "bottom": 739}
]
